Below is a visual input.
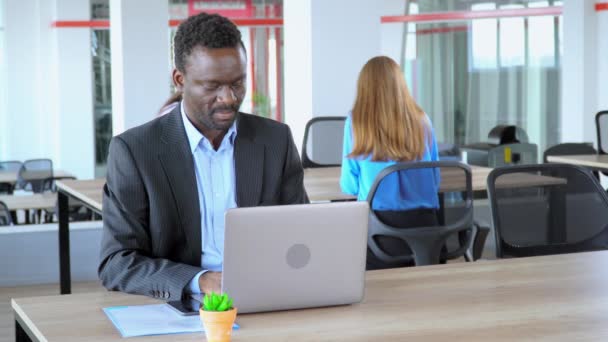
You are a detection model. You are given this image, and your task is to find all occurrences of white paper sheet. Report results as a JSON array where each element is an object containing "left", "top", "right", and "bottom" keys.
[{"left": 103, "top": 304, "right": 238, "bottom": 338}]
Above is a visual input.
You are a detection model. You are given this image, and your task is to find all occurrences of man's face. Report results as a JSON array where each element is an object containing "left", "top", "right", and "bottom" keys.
[{"left": 175, "top": 46, "right": 247, "bottom": 132}]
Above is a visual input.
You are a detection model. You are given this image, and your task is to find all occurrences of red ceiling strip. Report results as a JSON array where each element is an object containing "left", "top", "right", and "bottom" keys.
[
  {"left": 52, "top": 18, "right": 283, "bottom": 29},
  {"left": 381, "top": 6, "right": 562, "bottom": 24},
  {"left": 596, "top": 3, "right": 608, "bottom": 11},
  {"left": 52, "top": 20, "right": 110, "bottom": 28},
  {"left": 170, "top": 18, "right": 283, "bottom": 27}
]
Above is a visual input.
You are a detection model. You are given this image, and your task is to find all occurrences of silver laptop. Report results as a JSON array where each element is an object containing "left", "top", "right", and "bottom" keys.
[{"left": 221, "top": 201, "right": 369, "bottom": 314}]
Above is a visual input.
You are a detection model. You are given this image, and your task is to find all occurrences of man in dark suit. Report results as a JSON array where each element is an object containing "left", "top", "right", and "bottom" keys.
[{"left": 99, "top": 13, "right": 308, "bottom": 300}]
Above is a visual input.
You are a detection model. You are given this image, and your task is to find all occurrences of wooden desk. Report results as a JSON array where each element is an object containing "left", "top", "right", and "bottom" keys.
[
  {"left": 56, "top": 179, "right": 104, "bottom": 210},
  {"left": 547, "top": 154, "right": 608, "bottom": 171},
  {"left": 0, "top": 193, "right": 57, "bottom": 211},
  {"left": 56, "top": 179, "right": 104, "bottom": 295},
  {"left": 305, "top": 166, "right": 564, "bottom": 199},
  {"left": 0, "top": 170, "right": 74, "bottom": 184},
  {"left": 54, "top": 167, "right": 563, "bottom": 294},
  {"left": 13, "top": 251, "right": 608, "bottom": 341},
  {"left": 305, "top": 165, "right": 495, "bottom": 201}
]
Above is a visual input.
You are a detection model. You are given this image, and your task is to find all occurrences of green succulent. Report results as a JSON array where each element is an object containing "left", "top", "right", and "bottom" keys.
[{"left": 202, "top": 292, "right": 234, "bottom": 312}]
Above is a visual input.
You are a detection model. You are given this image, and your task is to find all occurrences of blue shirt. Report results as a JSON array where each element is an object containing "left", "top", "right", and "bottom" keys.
[
  {"left": 181, "top": 102, "right": 237, "bottom": 294},
  {"left": 340, "top": 114, "right": 440, "bottom": 211}
]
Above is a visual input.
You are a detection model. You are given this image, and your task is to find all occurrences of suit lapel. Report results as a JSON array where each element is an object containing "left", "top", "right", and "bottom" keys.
[
  {"left": 158, "top": 107, "right": 201, "bottom": 265},
  {"left": 234, "top": 114, "right": 264, "bottom": 207}
]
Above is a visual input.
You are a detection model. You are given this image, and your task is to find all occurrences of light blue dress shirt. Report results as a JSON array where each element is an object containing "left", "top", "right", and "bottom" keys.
[
  {"left": 180, "top": 102, "right": 238, "bottom": 294},
  {"left": 340, "top": 113, "right": 440, "bottom": 211}
]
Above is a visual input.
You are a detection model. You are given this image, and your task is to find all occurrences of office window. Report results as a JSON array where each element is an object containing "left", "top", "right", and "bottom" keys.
[
  {"left": 471, "top": 3, "right": 497, "bottom": 69},
  {"left": 405, "top": 2, "right": 418, "bottom": 61},
  {"left": 0, "top": 0, "right": 6, "bottom": 157},
  {"left": 393, "top": 0, "right": 562, "bottom": 157},
  {"left": 498, "top": 5, "right": 525, "bottom": 67},
  {"left": 528, "top": 1, "right": 555, "bottom": 67}
]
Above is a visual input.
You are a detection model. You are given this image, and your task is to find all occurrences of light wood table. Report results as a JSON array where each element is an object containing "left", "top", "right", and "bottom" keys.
[
  {"left": 55, "top": 179, "right": 105, "bottom": 295},
  {"left": 0, "top": 169, "right": 74, "bottom": 184},
  {"left": 304, "top": 166, "right": 496, "bottom": 201},
  {"left": 56, "top": 179, "right": 104, "bottom": 210},
  {"left": 547, "top": 154, "right": 608, "bottom": 171},
  {"left": 0, "top": 193, "right": 57, "bottom": 211},
  {"left": 53, "top": 167, "right": 565, "bottom": 295},
  {"left": 305, "top": 166, "right": 564, "bottom": 200},
  {"left": 13, "top": 251, "right": 608, "bottom": 341}
]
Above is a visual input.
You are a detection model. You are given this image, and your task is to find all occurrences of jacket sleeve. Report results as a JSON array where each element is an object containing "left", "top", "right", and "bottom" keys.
[
  {"left": 98, "top": 136, "right": 201, "bottom": 300},
  {"left": 279, "top": 126, "right": 310, "bottom": 204}
]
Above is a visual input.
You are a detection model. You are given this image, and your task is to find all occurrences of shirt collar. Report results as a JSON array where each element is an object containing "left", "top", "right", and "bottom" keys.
[{"left": 180, "top": 101, "right": 237, "bottom": 154}]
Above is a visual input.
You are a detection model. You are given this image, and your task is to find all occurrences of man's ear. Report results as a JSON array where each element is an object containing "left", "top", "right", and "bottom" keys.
[{"left": 172, "top": 68, "right": 184, "bottom": 92}]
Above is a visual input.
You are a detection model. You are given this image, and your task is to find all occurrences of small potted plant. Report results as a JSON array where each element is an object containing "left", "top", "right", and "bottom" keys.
[{"left": 199, "top": 292, "right": 237, "bottom": 342}]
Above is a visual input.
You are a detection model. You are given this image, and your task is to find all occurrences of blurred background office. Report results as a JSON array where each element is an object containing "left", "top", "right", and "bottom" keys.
[{"left": 0, "top": 0, "right": 605, "bottom": 180}]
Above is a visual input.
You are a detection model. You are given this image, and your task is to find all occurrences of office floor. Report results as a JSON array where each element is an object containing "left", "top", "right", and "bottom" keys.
[{"left": 0, "top": 281, "right": 105, "bottom": 341}]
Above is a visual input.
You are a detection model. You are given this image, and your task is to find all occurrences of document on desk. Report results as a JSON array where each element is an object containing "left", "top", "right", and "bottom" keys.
[{"left": 103, "top": 304, "right": 239, "bottom": 338}]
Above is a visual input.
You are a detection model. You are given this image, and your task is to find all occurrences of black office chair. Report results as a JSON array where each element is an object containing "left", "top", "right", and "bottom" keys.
[
  {"left": 543, "top": 142, "right": 599, "bottom": 179},
  {"left": 595, "top": 110, "right": 608, "bottom": 155},
  {"left": 0, "top": 160, "right": 22, "bottom": 194},
  {"left": 0, "top": 201, "right": 12, "bottom": 226},
  {"left": 487, "top": 164, "right": 608, "bottom": 258},
  {"left": 366, "top": 161, "right": 476, "bottom": 267},
  {"left": 301, "top": 116, "right": 346, "bottom": 168},
  {"left": 15, "top": 159, "right": 53, "bottom": 193}
]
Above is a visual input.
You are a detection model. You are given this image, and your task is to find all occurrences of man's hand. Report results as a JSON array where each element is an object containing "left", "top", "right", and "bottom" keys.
[{"left": 199, "top": 271, "right": 222, "bottom": 294}]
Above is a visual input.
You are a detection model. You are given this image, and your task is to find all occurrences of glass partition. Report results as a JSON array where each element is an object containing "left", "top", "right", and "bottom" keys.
[{"left": 389, "top": 0, "right": 562, "bottom": 159}]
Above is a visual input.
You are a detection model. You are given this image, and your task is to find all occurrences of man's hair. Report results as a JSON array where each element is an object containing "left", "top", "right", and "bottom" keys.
[{"left": 173, "top": 12, "right": 245, "bottom": 73}]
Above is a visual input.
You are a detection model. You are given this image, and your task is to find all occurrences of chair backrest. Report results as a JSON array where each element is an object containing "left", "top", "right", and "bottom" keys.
[
  {"left": 595, "top": 110, "right": 608, "bottom": 155},
  {"left": 487, "top": 164, "right": 608, "bottom": 258},
  {"left": 366, "top": 161, "right": 474, "bottom": 266},
  {"left": 301, "top": 116, "right": 346, "bottom": 168},
  {"left": 543, "top": 142, "right": 597, "bottom": 163},
  {"left": 16, "top": 159, "right": 53, "bottom": 193},
  {"left": 0, "top": 160, "right": 22, "bottom": 172},
  {"left": 0, "top": 201, "right": 11, "bottom": 226},
  {"left": 0, "top": 161, "right": 22, "bottom": 194},
  {"left": 543, "top": 142, "right": 599, "bottom": 179}
]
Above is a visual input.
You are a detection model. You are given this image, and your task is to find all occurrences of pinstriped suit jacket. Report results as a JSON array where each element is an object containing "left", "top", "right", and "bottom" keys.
[{"left": 98, "top": 106, "right": 309, "bottom": 300}]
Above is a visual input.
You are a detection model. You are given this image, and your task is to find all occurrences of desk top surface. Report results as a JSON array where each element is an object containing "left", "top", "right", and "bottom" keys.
[
  {"left": 12, "top": 251, "right": 608, "bottom": 341},
  {"left": 547, "top": 154, "right": 608, "bottom": 170},
  {"left": 56, "top": 179, "right": 105, "bottom": 211},
  {"left": 0, "top": 169, "right": 73, "bottom": 184},
  {"left": 54, "top": 166, "right": 564, "bottom": 212}
]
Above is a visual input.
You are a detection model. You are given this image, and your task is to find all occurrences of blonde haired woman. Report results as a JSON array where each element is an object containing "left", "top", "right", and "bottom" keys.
[{"left": 340, "top": 56, "right": 440, "bottom": 270}]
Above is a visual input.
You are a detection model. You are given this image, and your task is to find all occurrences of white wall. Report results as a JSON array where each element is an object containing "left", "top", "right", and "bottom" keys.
[
  {"left": 4, "top": 0, "right": 46, "bottom": 161},
  {"left": 597, "top": 4, "right": 608, "bottom": 111},
  {"left": 2, "top": 0, "right": 94, "bottom": 179},
  {"left": 561, "top": 0, "right": 601, "bottom": 144},
  {"left": 0, "top": 0, "right": 7, "bottom": 158},
  {"left": 283, "top": 0, "right": 314, "bottom": 152},
  {"left": 284, "top": 0, "right": 383, "bottom": 154},
  {"left": 54, "top": 0, "right": 95, "bottom": 178},
  {"left": 0, "top": 221, "right": 102, "bottom": 286},
  {"left": 110, "top": 0, "right": 170, "bottom": 135},
  {"left": 310, "top": 1, "right": 381, "bottom": 119},
  {"left": 380, "top": 0, "right": 407, "bottom": 63}
]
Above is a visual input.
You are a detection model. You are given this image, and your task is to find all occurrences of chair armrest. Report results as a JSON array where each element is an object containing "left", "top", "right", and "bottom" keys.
[{"left": 472, "top": 222, "right": 490, "bottom": 261}]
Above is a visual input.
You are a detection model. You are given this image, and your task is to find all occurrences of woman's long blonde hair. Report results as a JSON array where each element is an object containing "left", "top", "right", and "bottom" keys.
[{"left": 349, "top": 56, "right": 426, "bottom": 162}]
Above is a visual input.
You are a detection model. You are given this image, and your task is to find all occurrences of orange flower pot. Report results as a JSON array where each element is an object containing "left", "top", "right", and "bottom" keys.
[{"left": 199, "top": 308, "right": 237, "bottom": 342}]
